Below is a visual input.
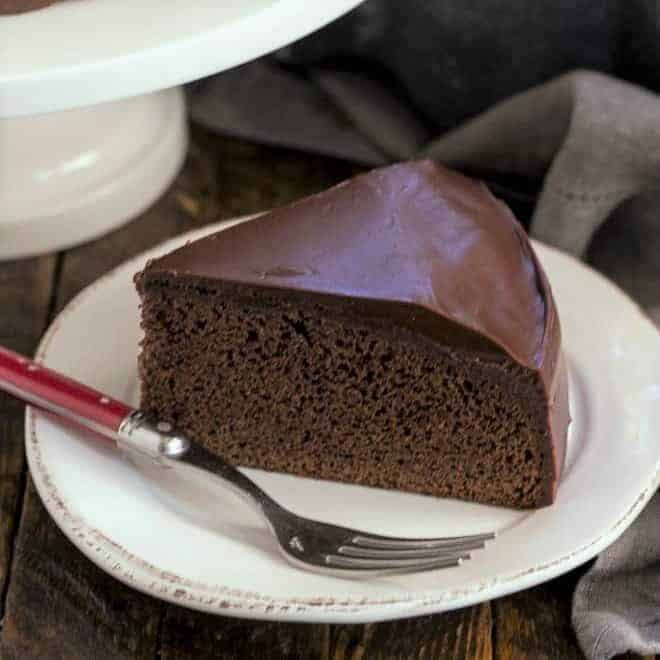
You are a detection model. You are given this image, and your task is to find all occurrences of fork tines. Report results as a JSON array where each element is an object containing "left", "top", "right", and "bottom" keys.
[{"left": 326, "top": 531, "right": 495, "bottom": 572}]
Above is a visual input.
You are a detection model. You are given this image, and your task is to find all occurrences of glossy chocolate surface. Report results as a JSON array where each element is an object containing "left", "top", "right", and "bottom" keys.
[{"left": 147, "top": 161, "right": 551, "bottom": 369}]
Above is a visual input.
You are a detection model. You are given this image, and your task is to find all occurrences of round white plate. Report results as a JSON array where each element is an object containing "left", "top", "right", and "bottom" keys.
[
  {"left": 0, "top": 0, "right": 364, "bottom": 117},
  {"left": 26, "top": 219, "right": 660, "bottom": 623}
]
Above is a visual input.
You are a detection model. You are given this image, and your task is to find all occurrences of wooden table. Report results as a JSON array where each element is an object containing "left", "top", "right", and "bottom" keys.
[{"left": 0, "top": 127, "right": 653, "bottom": 660}]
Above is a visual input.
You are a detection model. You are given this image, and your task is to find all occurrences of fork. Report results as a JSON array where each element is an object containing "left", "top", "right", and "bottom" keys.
[{"left": 0, "top": 346, "right": 494, "bottom": 577}]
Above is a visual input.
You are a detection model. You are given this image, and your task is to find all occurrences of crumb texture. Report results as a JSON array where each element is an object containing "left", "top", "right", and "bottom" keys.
[{"left": 138, "top": 279, "right": 551, "bottom": 508}]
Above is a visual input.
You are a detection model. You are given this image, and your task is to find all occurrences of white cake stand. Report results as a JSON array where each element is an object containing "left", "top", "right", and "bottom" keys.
[{"left": 0, "top": 0, "right": 363, "bottom": 260}]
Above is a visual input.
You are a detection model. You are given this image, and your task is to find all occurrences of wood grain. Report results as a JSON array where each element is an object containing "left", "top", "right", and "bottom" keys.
[
  {"left": 160, "top": 602, "right": 492, "bottom": 660},
  {"left": 493, "top": 569, "right": 586, "bottom": 660},
  {"left": 0, "top": 479, "right": 161, "bottom": 660},
  {"left": 0, "top": 255, "right": 57, "bottom": 619},
  {"left": 181, "top": 126, "right": 363, "bottom": 227}
]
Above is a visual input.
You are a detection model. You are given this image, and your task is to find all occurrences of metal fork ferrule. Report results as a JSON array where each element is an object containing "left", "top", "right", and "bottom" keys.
[{"left": 117, "top": 411, "right": 190, "bottom": 461}]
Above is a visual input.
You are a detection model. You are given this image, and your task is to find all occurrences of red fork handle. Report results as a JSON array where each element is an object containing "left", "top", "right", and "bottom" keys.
[{"left": 0, "top": 346, "right": 133, "bottom": 440}]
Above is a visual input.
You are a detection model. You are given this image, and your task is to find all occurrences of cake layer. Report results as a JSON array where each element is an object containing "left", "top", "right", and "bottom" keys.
[{"left": 138, "top": 279, "right": 567, "bottom": 507}]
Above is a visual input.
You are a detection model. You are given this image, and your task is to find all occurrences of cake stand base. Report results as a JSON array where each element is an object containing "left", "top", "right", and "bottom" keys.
[{"left": 0, "top": 87, "right": 187, "bottom": 261}]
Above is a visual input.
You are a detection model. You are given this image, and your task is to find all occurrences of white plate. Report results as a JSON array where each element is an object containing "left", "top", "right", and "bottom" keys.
[
  {"left": 26, "top": 218, "right": 660, "bottom": 623},
  {"left": 0, "top": 0, "right": 364, "bottom": 117}
]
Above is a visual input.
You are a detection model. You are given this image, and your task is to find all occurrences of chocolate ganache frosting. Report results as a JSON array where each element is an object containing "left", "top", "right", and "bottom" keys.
[
  {"left": 150, "top": 161, "right": 551, "bottom": 365},
  {"left": 142, "top": 161, "right": 568, "bottom": 504}
]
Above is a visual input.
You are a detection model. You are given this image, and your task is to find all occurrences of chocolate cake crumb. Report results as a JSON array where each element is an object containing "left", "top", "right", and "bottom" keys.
[{"left": 138, "top": 281, "right": 557, "bottom": 508}]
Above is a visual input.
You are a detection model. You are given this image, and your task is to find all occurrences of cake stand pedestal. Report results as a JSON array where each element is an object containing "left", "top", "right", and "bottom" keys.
[
  {"left": 0, "top": 88, "right": 186, "bottom": 260},
  {"left": 0, "top": 0, "right": 364, "bottom": 260}
]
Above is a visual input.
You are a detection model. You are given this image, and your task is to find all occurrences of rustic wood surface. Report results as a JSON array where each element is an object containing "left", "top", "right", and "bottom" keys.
[{"left": 0, "top": 126, "right": 654, "bottom": 660}]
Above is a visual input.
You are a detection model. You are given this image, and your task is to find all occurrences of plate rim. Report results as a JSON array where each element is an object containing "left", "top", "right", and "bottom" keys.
[{"left": 25, "top": 220, "right": 660, "bottom": 623}]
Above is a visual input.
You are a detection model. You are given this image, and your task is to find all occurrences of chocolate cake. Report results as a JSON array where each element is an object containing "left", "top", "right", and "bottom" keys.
[
  {"left": 136, "top": 161, "right": 569, "bottom": 509},
  {"left": 0, "top": 0, "right": 53, "bottom": 13}
]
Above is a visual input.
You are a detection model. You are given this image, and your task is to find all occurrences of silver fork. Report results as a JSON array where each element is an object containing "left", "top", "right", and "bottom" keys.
[{"left": 0, "top": 346, "right": 494, "bottom": 577}]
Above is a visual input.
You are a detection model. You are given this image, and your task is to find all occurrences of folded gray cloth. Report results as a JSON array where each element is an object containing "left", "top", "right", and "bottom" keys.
[
  {"left": 573, "top": 494, "right": 660, "bottom": 660},
  {"left": 188, "top": 55, "right": 659, "bottom": 660},
  {"left": 276, "top": 0, "right": 660, "bottom": 132},
  {"left": 425, "top": 71, "right": 660, "bottom": 256}
]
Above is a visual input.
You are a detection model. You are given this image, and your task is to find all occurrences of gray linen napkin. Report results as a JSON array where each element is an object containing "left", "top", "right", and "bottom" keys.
[
  {"left": 573, "top": 494, "right": 660, "bottom": 659},
  {"left": 188, "top": 62, "right": 659, "bottom": 659}
]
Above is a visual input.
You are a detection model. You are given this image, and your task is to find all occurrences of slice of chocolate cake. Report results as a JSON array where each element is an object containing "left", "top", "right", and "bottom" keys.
[{"left": 135, "top": 161, "right": 569, "bottom": 509}]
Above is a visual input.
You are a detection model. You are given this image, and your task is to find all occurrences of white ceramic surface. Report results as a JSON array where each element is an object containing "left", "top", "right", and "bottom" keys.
[
  {"left": 26, "top": 219, "right": 660, "bottom": 623},
  {"left": 0, "top": 0, "right": 365, "bottom": 117},
  {"left": 0, "top": 88, "right": 186, "bottom": 260},
  {"left": 0, "top": 0, "right": 362, "bottom": 258}
]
